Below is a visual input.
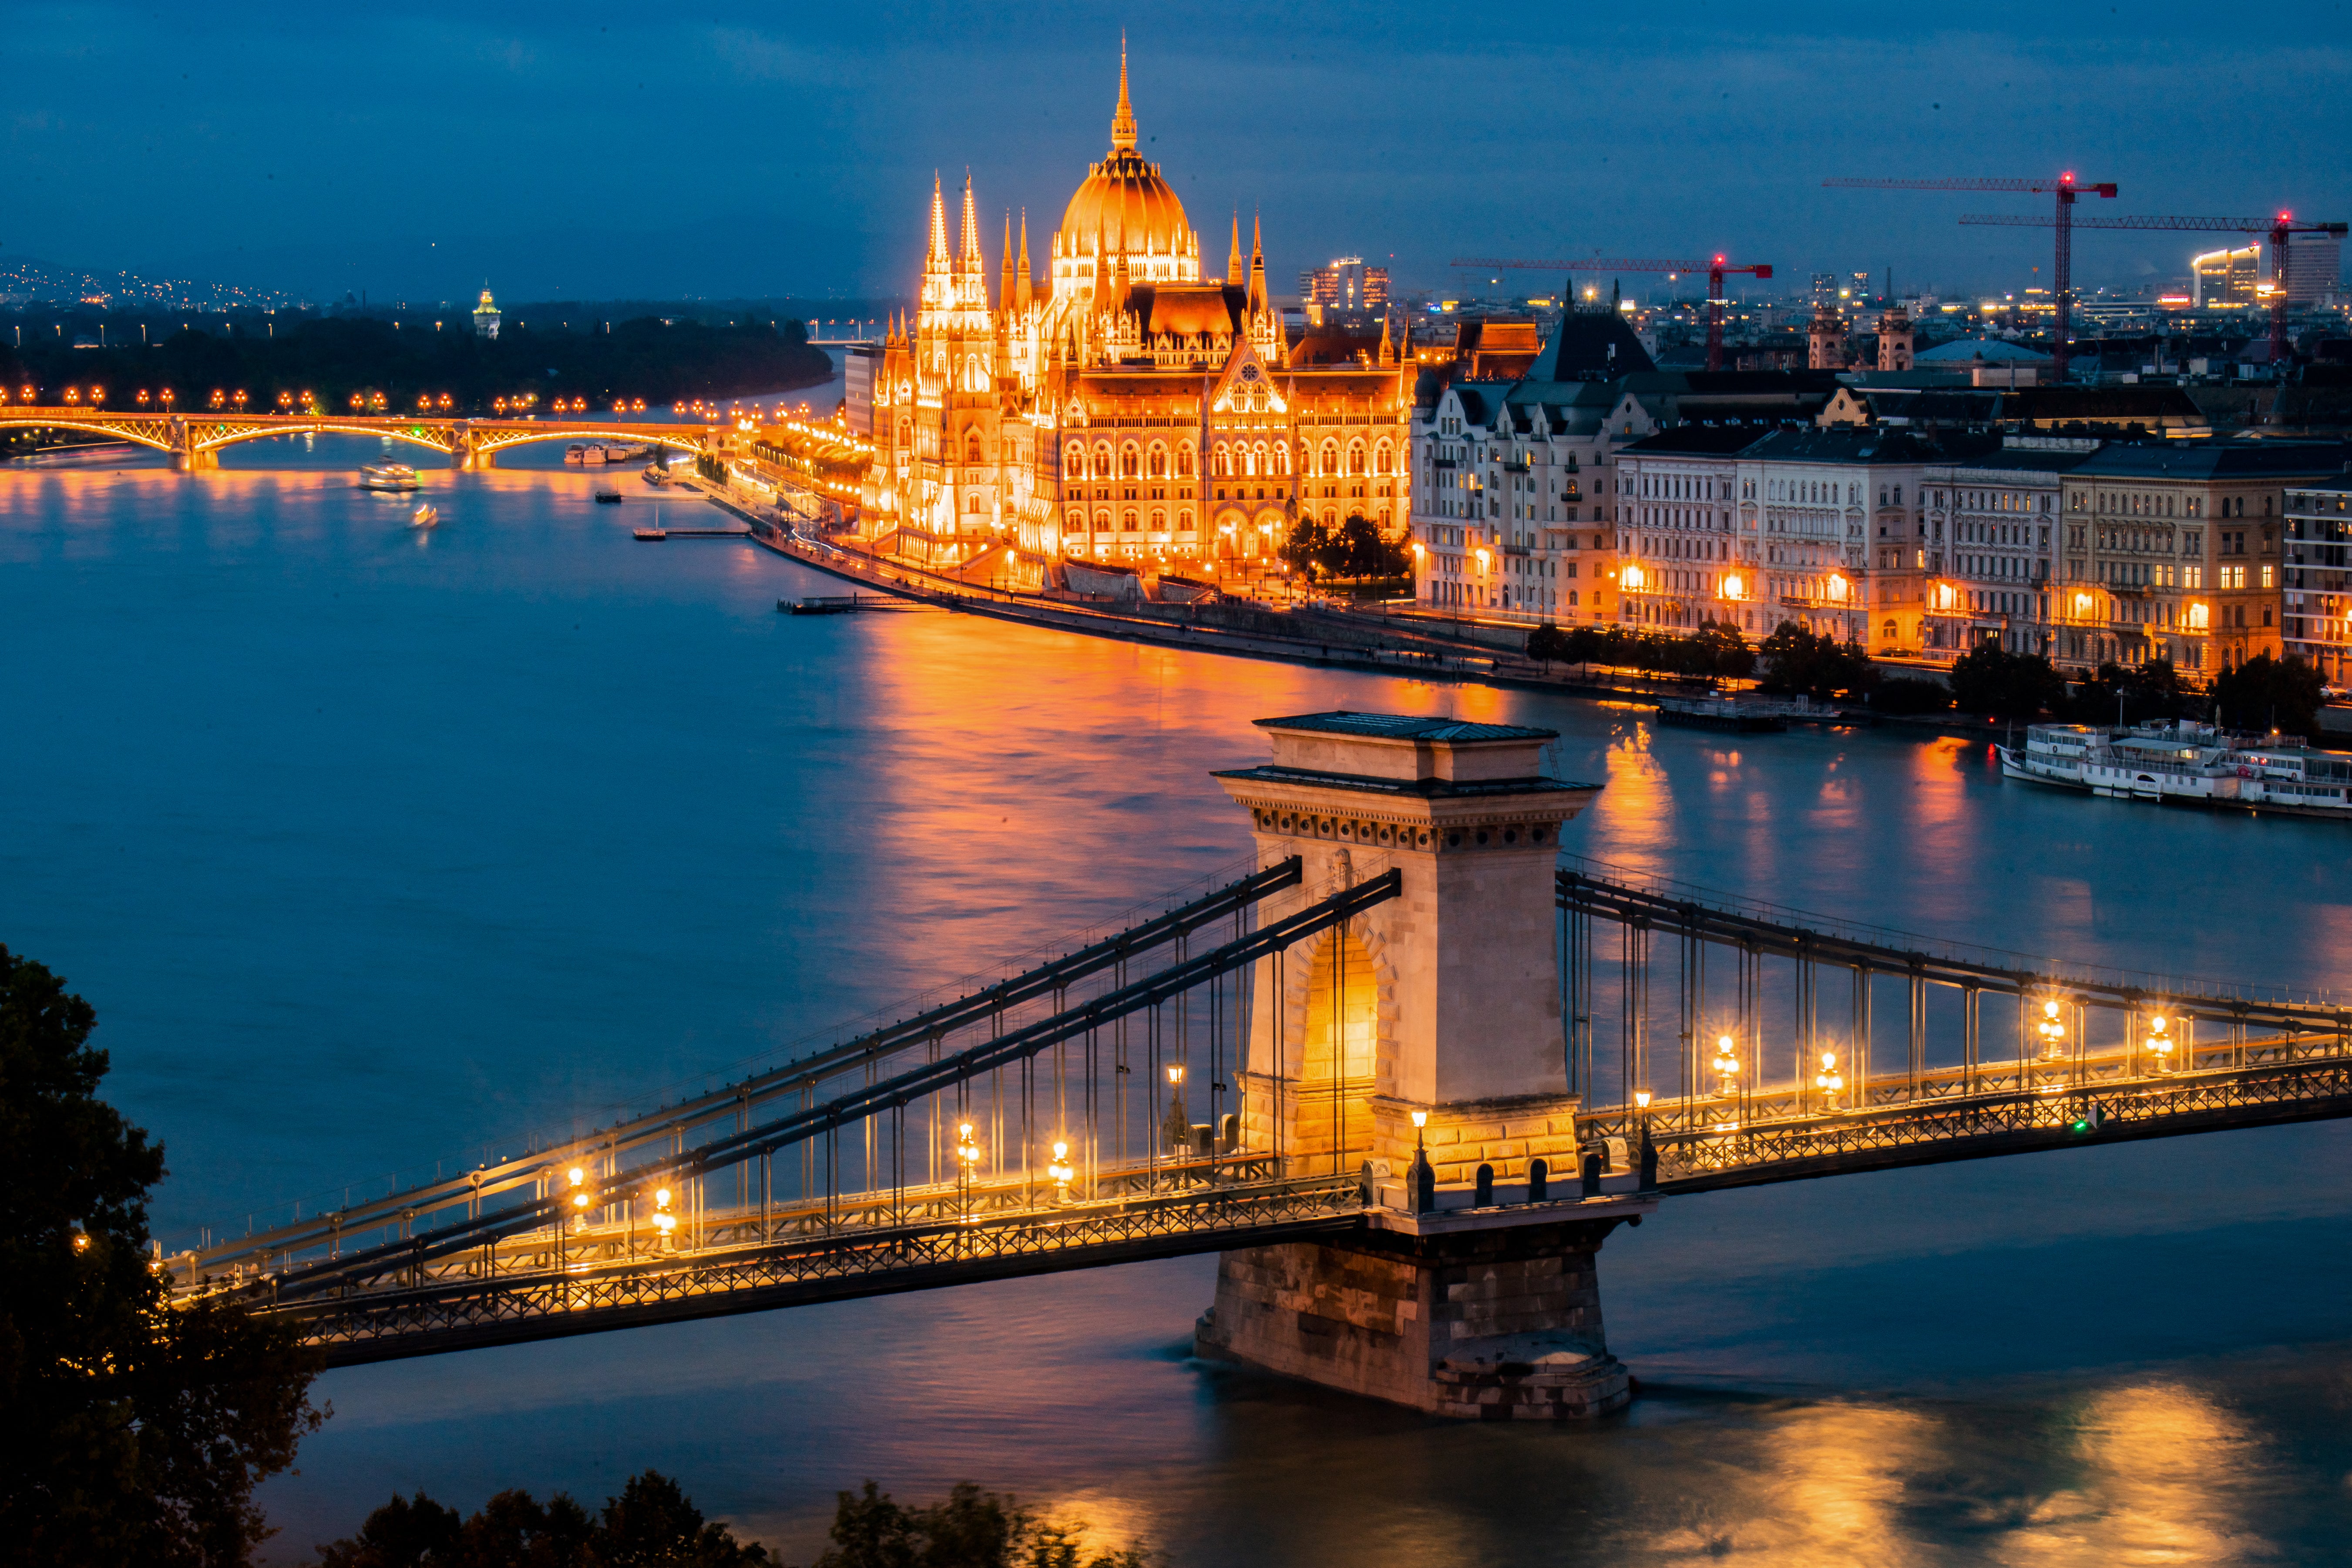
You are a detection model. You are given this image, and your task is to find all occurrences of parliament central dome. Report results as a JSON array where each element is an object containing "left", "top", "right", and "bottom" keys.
[{"left": 1050, "top": 46, "right": 1201, "bottom": 298}]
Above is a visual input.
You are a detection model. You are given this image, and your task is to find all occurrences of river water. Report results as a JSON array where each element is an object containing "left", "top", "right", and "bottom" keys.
[{"left": 8, "top": 439, "right": 2352, "bottom": 1565}]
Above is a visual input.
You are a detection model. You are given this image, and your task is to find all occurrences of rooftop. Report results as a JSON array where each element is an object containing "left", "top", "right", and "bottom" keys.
[
  {"left": 2072, "top": 440, "right": 2350, "bottom": 480},
  {"left": 1253, "top": 711, "right": 1558, "bottom": 743}
]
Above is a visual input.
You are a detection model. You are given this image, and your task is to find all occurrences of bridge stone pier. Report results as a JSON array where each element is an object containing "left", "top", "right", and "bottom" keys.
[{"left": 1195, "top": 712, "right": 1647, "bottom": 1419}]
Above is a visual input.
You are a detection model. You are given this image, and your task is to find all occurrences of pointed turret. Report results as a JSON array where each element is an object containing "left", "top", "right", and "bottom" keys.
[
  {"left": 1247, "top": 213, "right": 1267, "bottom": 314},
  {"left": 959, "top": 173, "right": 982, "bottom": 272},
  {"left": 1378, "top": 308, "right": 1394, "bottom": 365},
  {"left": 1111, "top": 33, "right": 1138, "bottom": 152},
  {"left": 1001, "top": 211, "right": 1014, "bottom": 312},
  {"left": 1226, "top": 213, "right": 1243, "bottom": 287},
  {"left": 1017, "top": 210, "right": 1033, "bottom": 308},
  {"left": 927, "top": 175, "right": 950, "bottom": 271}
]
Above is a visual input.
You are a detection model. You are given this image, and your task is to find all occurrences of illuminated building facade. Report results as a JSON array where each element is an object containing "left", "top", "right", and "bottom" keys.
[
  {"left": 2192, "top": 245, "right": 2262, "bottom": 308},
  {"left": 864, "top": 50, "right": 1415, "bottom": 570},
  {"left": 471, "top": 288, "right": 501, "bottom": 340},
  {"left": 2286, "top": 479, "right": 2352, "bottom": 682}
]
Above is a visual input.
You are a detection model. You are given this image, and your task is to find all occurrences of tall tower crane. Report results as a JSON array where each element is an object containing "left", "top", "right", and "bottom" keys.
[
  {"left": 1958, "top": 210, "right": 2348, "bottom": 363},
  {"left": 1824, "top": 175, "right": 2117, "bottom": 383},
  {"left": 1447, "top": 255, "right": 1774, "bottom": 372}
]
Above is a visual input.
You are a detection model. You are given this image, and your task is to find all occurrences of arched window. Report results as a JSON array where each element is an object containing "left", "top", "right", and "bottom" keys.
[
  {"left": 1148, "top": 443, "right": 1167, "bottom": 479},
  {"left": 898, "top": 419, "right": 912, "bottom": 450},
  {"left": 1319, "top": 440, "right": 1339, "bottom": 477},
  {"left": 1373, "top": 441, "right": 1392, "bottom": 476},
  {"left": 1274, "top": 444, "right": 1291, "bottom": 476},
  {"left": 1067, "top": 508, "right": 1085, "bottom": 531},
  {"left": 1150, "top": 509, "right": 1166, "bottom": 530},
  {"left": 1176, "top": 443, "right": 1195, "bottom": 477},
  {"left": 1212, "top": 447, "right": 1230, "bottom": 477},
  {"left": 1123, "top": 510, "right": 1138, "bottom": 531},
  {"left": 964, "top": 433, "right": 981, "bottom": 464},
  {"left": 1094, "top": 510, "right": 1111, "bottom": 532},
  {"left": 967, "top": 494, "right": 982, "bottom": 513},
  {"left": 1065, "top": 441, "right": 1084, "bottom": 474},
  {"left": 1347, "top": 441, "right": 1366, "bottom": 476},
  {"left": 1121, "top": 442, "right": 1141, "bottom": 479},
  {"left": 1092, "top": 443, "right": 1113, "bottom": 480},
  {"left": 1243, "top": 447, "right": 1260, "bottom": 478}
]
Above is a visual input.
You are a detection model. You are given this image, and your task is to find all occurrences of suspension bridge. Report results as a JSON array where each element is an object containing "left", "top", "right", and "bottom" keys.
[{"left": 171, "top": 713, "right": 2352, "bottom": 1418}]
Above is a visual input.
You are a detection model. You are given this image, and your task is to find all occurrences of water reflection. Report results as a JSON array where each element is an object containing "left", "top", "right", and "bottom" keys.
[{"left": 11, "top": 463, "right": 2352, "bottom": 1565}]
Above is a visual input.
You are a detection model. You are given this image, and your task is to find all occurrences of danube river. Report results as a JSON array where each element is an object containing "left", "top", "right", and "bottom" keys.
[{"left": 9, "top": 439, "right": 2352, "bottom": 1565}]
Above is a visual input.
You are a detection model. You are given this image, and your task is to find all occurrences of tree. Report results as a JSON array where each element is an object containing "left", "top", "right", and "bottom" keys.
[
  {"left": 1319, "top": 514, "right": 1409, "bottom": 578},
  {"left": 1755, "top": 621, "right": 1878, "bottom": 701},
  {"left": 0, "top": 946, "right": 326, "bottom": 1567},
  {"left": 316, "top": 1472, "right": 765, "bottom": 1568},
  {"left": 1525, "top": 623, "right": 1571, "bottom": 664},
  {"left": 1870, "top": 676, "right": 1954, "bottom": 716},
  {"left": 2213, "top": 652, "right": 2327, "bottom": 739},
  {"left": 812, "top": 1482, "right": 1146, "bottom": 1568},
  {"left": 1689, "top": 620, "right": 1755, "bottom": 681},
  {"left": 1276, "top": 516, "right": 1329, "bottom": 578},
  {"left": 1949, "top": 645, "right": 2066, "bottom": 722}
]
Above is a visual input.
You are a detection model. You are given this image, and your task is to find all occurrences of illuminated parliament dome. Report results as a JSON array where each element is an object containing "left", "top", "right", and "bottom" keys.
[{"left": 1051, "top": 46, "right": 1202, "bottom": 300}]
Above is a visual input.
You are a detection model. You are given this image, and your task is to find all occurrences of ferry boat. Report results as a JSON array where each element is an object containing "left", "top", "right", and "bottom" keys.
[
  {"left": 642, "top": 462, "right": 676, "bottom": 487},
  {"left": 408, "top": 504, "right": 438, "bottom": 529},
  {"left": 1999, "top": 720, "right": 2352, "bottom": 819},
  {"left": 358, "top": 461, "right": 422, "bottom": 491}
]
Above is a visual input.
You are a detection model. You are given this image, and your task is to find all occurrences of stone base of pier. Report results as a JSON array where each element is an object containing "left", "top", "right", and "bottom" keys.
[{"left": 1194, "top": 1207, "right": 1645, "bottom": 1420}]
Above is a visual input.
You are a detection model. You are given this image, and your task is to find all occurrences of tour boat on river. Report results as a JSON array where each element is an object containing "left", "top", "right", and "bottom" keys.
[
  {"left": 1999, "top": 720, "right": 2352, "bottom": 819},
  {"left": 357, "top": 461, "right": 422, "bottom": 492}
]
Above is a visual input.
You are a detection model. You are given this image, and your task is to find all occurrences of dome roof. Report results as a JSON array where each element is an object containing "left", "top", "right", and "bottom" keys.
[
  {"left": 1057, "top": 45, "right": 1189, "bottom": 257},
  {"left": 1061, "top": 149, "right": 1189, "bottom": 254}
]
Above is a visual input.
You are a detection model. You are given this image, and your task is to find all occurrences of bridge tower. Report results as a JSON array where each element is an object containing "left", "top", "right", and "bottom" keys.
[{"left": 1196, "top": 712, "right": 1649, "bottom": 1419}]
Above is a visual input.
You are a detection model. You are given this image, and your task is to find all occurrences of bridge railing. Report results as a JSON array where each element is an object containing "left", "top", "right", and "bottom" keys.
[{"left": 179, "top": 863, "right": 1402, "bottom": 1324}]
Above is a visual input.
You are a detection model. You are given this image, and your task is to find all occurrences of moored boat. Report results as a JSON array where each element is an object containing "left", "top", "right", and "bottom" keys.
[
  {"left": 1999, "top": 719, "right": 2352, "bottom": 819},
  {"left": 358, "top": 461, "right": 422, "bottom": 491}
]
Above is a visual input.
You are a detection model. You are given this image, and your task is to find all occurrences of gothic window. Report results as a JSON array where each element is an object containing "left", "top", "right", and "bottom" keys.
[
  {"left": 964, "top": 433, "right": 981, "bottom": 464},
  {"left": 1319, "top": 440, "right": 1339, "bottom": 477},
  {"left": 1123, "top": 510, "right": 1139, "bottom": 531},
  {"left": 1347, "top": 441, "right": 1367, "bottom": 476},
  {"left": 1212, "top": 447, "right": 1229, "bottom": 478},
  {"left": 1093, "top": 443, "right": 1113, "bottom": 480},
  {"left": 967, "top": 494, "right": 981, "bottom": 513},
  {"left": 1151, "top": 509, "right": 1166, "bottom": 529},
  {"left": 1094, "top": 510, "right": 1111, "bottom": 532},
  {"left": 1374, "top": 441, "right": 1392, "bottom": 476},
  {"left": 1176, "top": 443, "right": 1195, "bottom": 477},
  {"left": 1121, "top": 443, "right": 1141, "bottom": 479},
  {"left": 1243, "top": 446, "right": 1260, "bottom": 478},
  {"left": 898, "top": 419, "right": 912, "bottom": 450},
  {"left": 1065, "top": 441, "right": 1084, "bottom": 473},
  {"left": 1276, "top": 445, "right": 1291, "bottom": 477},
  {"left": 1148, "top": 444, "right": 1167, "bottom": 479},
  {"left": 1067, "top": 508, "right": 1085, "bottom": 531}
]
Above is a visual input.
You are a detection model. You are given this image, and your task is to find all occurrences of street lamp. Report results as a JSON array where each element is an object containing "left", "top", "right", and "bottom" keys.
[
  {"left": 1408, "top": 1109, "right": 1435, "bottom": 1212},
  {"left": 1048, "top": 1139, "right": 1075, "bottom": 1200},
  {"left": 1712, "top": 1033, "right": 1740, "bottom": 1092},
  {"left": 2037, "top": 998, "right": 2067, "bottom": 1059},
  {"left": 160, "top": 387, "right": 174, "bottom": 408},
  {"left": 955, "top": 1121, "right": 981, "bottom": 1222},
  {"left": 1813, "top": 1050, "right": 1844, "bottom": 1108},
  {"left": 651, "top": 1185, "right": 676, "bottom": 1243},
  {"left": 2146, "top": 1012, "right": 2174, "bottom": 1072}
]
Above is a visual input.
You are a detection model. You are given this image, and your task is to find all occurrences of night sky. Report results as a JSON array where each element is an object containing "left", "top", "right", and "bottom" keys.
[{"left": 7, "top": 1, "right": 2348, "bottom": 305}]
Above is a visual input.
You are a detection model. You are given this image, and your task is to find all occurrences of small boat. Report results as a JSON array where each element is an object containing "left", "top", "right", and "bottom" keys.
[
  {"left": 408, "top": 504, "right": 438, "bottom": 529},
  {"left": 642, "top": 463, "right": 675, "bottom": 487},
  {"left": 601, "top": 442, "right": 650, "bottom": 463},
  {"left": 632, "top": 526, "right": 668, "bottom": 541},
  {"left": 1655, "top": 697, "right": 1788, "bottom": 734},
  {"left": 359, "top": 461, "right": 422, "bottom": 491},
  {"left": 593, "top": 483, "right": 623, "bottom": 504}
]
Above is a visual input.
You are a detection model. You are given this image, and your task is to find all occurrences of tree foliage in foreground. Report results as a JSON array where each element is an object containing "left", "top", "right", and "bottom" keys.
[
  {"left": 0, "top": 945, "right": 325, "bottom": 1566},
  {"left": 1754, "top": 621, "right": 1878, "bottom": 701},
  {"left": 1279, "top": 514, "right": 1411, "bottom": 580},
  {"left": 1524, "top": 620, "right": 1754, "bottom": 680},
  {"left": 2212, "top": 652, "right": 2327, "bottom": 739},
  {"left": 316, "top": 1471, "right": 770, "bottom": 1567},
  {"left": 813, "top": 1482, "right": 1148, "bottom": 1568}
]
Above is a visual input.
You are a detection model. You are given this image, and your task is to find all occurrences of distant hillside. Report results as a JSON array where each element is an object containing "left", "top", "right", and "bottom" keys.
[{"left": 0, "top": 255, "right": 294, "bottom": 312}]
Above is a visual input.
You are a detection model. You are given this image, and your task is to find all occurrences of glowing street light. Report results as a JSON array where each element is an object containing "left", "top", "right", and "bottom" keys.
[
  {"left": 651, "top": 1185, "right": 676, "bottom": 1242},
  {"left": 2146, "top": 1012, "right": 2174, "bottom": 1071},
  {"left": 955, "top": 1120, "right": 981, "bottom": 1222},
  {"left": 1814, "top": 1050, "right": 1844, "bottom": 1108},
  {"left": 1712, "top": 1032, "right": 1740, "bottom": 1090},
  {"left": 2037, "top": 998, "right": 2068, "bottom": 1059},
  {"left": 159, "top": 387, "right": 175, "bottom": 408},
  {"left": 1048, "top": 1139, "right": 1075, "bottom": 1199}
]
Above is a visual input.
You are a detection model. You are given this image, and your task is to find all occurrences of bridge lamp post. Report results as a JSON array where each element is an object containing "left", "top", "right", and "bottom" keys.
[
  {"left": 232, "top": 391, "right": 247, "bottom": 410},
  {"left": 956, "top": 1121, "right": 981, "bottom": 1223},
  {"left": 2146, "top": 1013, "right": 2174, "bottom": 1073},
  {"left": 1048, "top": 1141, "right": 1075, "bottom": 1202},
  {"left": 350, "top": 394, "right": 365, "bottom": 413},
  {"left": 63, "top": 386, "right": 79, "bottom": 405},
  {"left": 1812, "top": 1051, "right": 1843, "bottom": 1110},
  {"left": 2036, "top": 998, "right": 2067, "bottom": 1061},
  {"left": 159, "top": 388, "right": 174, "bottom": 408},
  {"left": 564, "top": 1165, "right": 591, "bottom": 1264},
  {"left": 89, "top": 386, "right": 104, "bottom": 407},
  {"left": 136, "top": 389, "right": 149, "bottom": 407},
  {"left": 651, "top": 1186, "right": 676, "bottom": 1247},
  {"left": 276, "top": 391, "right": 292, "bottom": 412}
]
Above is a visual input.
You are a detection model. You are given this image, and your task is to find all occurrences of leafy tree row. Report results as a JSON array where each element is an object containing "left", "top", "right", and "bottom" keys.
[
  {"left": 1947, "top": 644, "right": 2327, "bottom": 737},
  {"left": 315, "top": 1473, "right": 769, "bottom": 1568},
  {"left": 1525, "top": 620, "right": 1755, "bottom": 680},
  {"left": 0, "top": 316, "right": 834, "bottom": 417},
  {"left": 1278, "top": 514, "right": 1411, "bottom": 580}
]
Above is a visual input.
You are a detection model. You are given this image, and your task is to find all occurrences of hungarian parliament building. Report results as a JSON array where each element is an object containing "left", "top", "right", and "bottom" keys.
[{"left": 860, "top": 50, "right": 1414, "bottom": 570}]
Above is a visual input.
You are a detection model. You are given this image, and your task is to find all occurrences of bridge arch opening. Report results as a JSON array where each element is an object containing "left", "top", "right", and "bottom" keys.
[
  {"left": 1278, "top": 922, "right": 1384, "bottom": 1166},
  {"left": 0, "top": 414, "right": 174, "bottom": 453}
]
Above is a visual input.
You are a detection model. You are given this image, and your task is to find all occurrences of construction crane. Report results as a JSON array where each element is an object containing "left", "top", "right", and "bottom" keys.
[
  {"left": 1959, "top": 210, "right": 2349, "bottom": 363},
  {"left": 1446, "top": 255, "right": 1774, "bottom": 371},
  {"left": 1824, "top": 175, "right": 2117, "bottom": 383}
]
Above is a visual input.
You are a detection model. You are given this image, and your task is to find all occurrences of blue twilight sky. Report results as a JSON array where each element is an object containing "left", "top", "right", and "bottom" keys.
[{"left": 6, "top": 0, "right": 2349, "bottom": 307}]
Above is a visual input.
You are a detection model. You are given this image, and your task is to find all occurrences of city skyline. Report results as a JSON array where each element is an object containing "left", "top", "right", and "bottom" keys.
[{"left": 6, "top": 0, "right": 2347, "bottom": 305}]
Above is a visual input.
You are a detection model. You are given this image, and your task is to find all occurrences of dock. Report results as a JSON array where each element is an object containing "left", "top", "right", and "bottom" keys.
[
  {"left": 783, "top": 594, "right": 921, "bottom": 615},
  {"left": 632, "top": 527, "right": 749, "bottom": 541}
]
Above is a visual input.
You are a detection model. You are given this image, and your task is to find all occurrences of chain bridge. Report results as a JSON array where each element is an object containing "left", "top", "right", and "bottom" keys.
[
  {"left": 173, "top": 713, "right": 2352, "bottom": 1419},
  {"left": 0, "top": 405, "right": 710, "bottom": 470}
]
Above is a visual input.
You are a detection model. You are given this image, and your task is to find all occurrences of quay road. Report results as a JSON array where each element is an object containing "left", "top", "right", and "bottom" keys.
[{"left": 0, "top": 404, "right": 712, "bottom": 470}]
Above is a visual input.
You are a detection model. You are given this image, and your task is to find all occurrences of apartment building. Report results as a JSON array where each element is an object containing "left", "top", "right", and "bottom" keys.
[
  {"left": 1415, "top": 376, "right": 1621, "bottom": 619},
  {"left": 1613, "top": 427, "right": 1768, "bottom": 633},
  {"left": 2284, "top": 478, "right": 2352, "bottom": 682},
  {"left": 2054, "top": 442, "right": 2348, "bottom": 673},
  {"left": 1737, "top": 428, "right": 1938, "bottom": 650},
  {"left": 1919, "top": 441, "right": 2097, "bottom": 657}
]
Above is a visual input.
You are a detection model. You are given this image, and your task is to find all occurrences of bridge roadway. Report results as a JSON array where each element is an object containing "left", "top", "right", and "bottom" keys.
[
  {"left": 0, "top": 405, "right": 712, "bottom": 470},
  {"left": 174, "top": 864, "right": 2352, "bottom": 1366}
]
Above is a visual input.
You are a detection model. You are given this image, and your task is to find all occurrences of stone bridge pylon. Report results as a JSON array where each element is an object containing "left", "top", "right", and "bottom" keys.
[{"left": 1197, "top": 712, "right": 1648, "bottom": 1419}]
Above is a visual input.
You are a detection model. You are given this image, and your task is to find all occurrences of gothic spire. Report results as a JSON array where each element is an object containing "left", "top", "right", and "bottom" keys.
[
  {"left": 959, "top": 172, "right": 981, "bottom": 272},
  {"left": 1000, "top": 210, "right": 1014, "bottom": 309},
  {"left": 1017, "top": 209, "right": 1032, "bottom": 307},
  {"left": 1226, "top": 212, "right": 1243, "bottom": 286},
  {"left": 927, "top": 175, "right": 949, "bottom": 270},
  {"left": 1111, "top": 34, "right": 1138, "bottom": 152}
]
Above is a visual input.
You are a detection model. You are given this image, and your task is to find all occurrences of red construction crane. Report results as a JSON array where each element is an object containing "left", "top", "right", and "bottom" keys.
[
  {"left": 1959, "top": 210, "right": 2348, "bottom": 363},
  {"left": 1824, "top": 175, "right": 2117, "bottom": 383},
  {"left": 1448, "top": 255, "right": 1774, "bottom": 371}
]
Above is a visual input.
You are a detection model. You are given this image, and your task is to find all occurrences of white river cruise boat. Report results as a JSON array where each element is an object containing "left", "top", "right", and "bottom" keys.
[{"left": 1999, "top": 720, "right": 2352, "bottom": 819}]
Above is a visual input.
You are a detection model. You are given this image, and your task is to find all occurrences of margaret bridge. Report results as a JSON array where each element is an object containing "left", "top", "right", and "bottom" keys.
[
  {"left": 168, "top": 713, "right": 2352, "bottom": 1419},
  {"left": 0, "top": 404, "right": 713, "bottom": 470}
]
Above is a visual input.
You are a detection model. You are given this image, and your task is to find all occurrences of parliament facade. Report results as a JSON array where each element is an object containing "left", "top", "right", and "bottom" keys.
[{"left": 862, "top": 51, "right": 1415, "bottom": 570}]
